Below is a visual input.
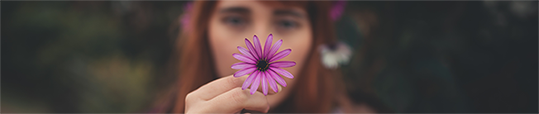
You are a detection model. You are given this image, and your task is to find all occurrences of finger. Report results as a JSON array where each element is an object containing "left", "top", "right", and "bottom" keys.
[
  {"left": 189, "top": 73, "right": 283, "bottom": 102},
  {"left": 202, "top": 88, "right": 270, "bottom": 113},
  {"left": 189, "top": 75, "right": 248, "bottom": 100}
]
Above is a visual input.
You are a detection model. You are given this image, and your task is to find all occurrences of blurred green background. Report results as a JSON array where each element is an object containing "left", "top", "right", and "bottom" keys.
[
  {"left": 2, "top": 1, "right": 537, "bottom": 113},
  {"left": 2, "top": 1, "right": 183, "bottom": 113}
]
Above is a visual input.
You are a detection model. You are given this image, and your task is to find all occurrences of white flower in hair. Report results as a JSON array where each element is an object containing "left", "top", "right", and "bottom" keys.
[{"left": 320, "top": 42, "right": 352, "bottom": 69}]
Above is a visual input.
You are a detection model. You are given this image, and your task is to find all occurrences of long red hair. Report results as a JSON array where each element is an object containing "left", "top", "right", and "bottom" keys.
[{"left": 155, "top": 1, "right": 340, "bottom": 113}]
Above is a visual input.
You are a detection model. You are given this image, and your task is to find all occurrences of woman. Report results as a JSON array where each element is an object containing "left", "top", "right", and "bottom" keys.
[{"left": 155, "top": 1, "right": 372, "bottom": 113}]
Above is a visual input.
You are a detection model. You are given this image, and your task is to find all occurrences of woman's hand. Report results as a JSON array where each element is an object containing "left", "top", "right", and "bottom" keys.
[{"left": 184, "top": 75, "right": 279, "bottom": 113}]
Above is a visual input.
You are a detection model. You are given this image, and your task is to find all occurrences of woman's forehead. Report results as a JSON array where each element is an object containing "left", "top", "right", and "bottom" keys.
[
  {"left": 215, "top": 1, "right": 308, "bottom": 15},
  {"left": 217, "top": 0, "right": 307, "bottom": 8},
  {"left": 260, "top": 1, "right": 308, "bottom": 8}
]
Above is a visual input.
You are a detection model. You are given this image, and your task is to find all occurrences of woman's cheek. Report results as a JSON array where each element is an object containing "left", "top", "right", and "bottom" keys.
[
  {"left": 209, "top": 24, "right": 241, "bottom": 77},
  {"left": 282, "top": 36, "right": 311, "bottom": 77}
]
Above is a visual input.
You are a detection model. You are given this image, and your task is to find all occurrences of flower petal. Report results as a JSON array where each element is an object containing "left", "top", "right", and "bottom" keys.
[
  {"left": 269, "top": 49, "right": 291, "bottom": 62},
  {"left": 270, "top": 67, "right": 294, "bottom": 79},
  {"left": 253, "top": 35, "right": 263, "bottom": 59},
  {"left": 264, "top": 34, "right": 273, "bottom": 59},
  {"left": 244, "top": 38, "right": 259, "bottom": 60},
  {"left": 234, "top": 67, "right": 256, "bottom": 77},
  {"left": 233, "top": 53, "right": 256, "bottom": 64},
  {"left": 231, "top": 62, "right": 255, "bottom": 69},
  {"left": 242, "top": 71, "right": 258, "bottom": 90},
  {"left": 261, "top": 72, "right": 268, "bottom": 96},
  {"left": 265, "top": 71, "right": 279, "bottom": 93},
  {"left": 270, "top": 61, "right": 296, "bottom": 68},
  {"left": 268, "top": 39, "right": 282, "bottom": 59},
  {"left": 250, "top": 73, "right": 261, "bottom": 95},
  {"left": 269, "top": 69, "right": 287, "bottom": 87},
  {"left": 237, "top": 46, "right": 256, "bottom": 60}
]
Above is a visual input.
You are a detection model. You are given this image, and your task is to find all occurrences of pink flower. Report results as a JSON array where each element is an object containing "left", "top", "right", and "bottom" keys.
[
  {"left": 180, "top": 2, "right": 193, "bottom": 33},
  {"left": 231, "top": 34, "right": 296, "bottom": 96}
]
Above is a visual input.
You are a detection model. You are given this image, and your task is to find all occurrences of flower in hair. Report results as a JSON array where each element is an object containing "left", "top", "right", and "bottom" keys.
[
  {"left": 181, "top": 2, "right": 193, "bottom": 33},
  {"left": 330, "top": 0, "right": 346, "bottom": 21},
  {"left": 231, "top": 34, "right": 295, "bottom": 96}
]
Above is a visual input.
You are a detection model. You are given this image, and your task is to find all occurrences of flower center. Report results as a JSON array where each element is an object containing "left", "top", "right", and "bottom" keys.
[{"left": 256, "top": 59, "right": 270, "bottom": 71}]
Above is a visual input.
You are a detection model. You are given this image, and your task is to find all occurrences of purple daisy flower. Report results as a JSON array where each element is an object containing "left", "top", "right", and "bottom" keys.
[{"left": 231, "top": 34, "right": 296, "bottom": 96}]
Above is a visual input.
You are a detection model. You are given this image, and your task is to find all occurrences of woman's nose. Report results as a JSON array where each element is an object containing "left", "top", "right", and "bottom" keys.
[{"left": 253, "top": 28, "right": 273, "bottom": 45}]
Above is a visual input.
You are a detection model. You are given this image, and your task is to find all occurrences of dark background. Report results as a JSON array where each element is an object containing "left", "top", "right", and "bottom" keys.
[{"left": 2, "top": 1, "right": 537, "bottom": 113}]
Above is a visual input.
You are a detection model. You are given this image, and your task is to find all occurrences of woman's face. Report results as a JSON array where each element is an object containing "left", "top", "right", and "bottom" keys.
[{"left": 208, "top": 1, "right": 312, "bottom": 107}]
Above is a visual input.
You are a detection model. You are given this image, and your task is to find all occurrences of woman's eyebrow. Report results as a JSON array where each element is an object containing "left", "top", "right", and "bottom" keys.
[
  {"left": 274, "top": 9, "right": 304, "bottom": 18},
  {"left": 219, "top": 7, "right": 250, "bottom": 14}
]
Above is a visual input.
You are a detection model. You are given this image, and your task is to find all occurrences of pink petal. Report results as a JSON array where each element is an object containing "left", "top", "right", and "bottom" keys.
[
  {"left": 269, "top": 49, "right": 291, "bottom": 62},
  {"left": 237, "top": 46, "right": 256, "bottom": 60},
  {"left": 244, "top": 38, "right": 259, "bottom": 60},
  {"left": 261, "top": 72, "right": 268, "bottom": 96},
  {"left": 233, "top": 53, "right": 255, "bottom": 64},
  {"left": 253, "top": 35, "right": 263, "bottom": 59},
  {"left": 250, "top": 73, "right": 261, "bottom": 95},
  {"left": 234, "top": 67, "right": 256, "bottom": 77},
  {"left": 265, "top": 71, "right": 279, "bottom": 93},
  {"left": 270, "top": 61, "right": 296, "bottom": 68},
  {"left": 270, "top": 67, "right": 294, "bottom": 79},
  {"left": 242, "top": 71, "right": 258, "bottom": 90},
  {"left": 268, "top": 39, "right": 282, "bottom": 59},
  {"left": 231, "top": 62, "right": 255, "bottom": 69},
  {"left": 269, "top": 69, "right": 287, "bottom": 87},
  {"left": 264, "top": 34, "right": 273, "bottom": 59}
]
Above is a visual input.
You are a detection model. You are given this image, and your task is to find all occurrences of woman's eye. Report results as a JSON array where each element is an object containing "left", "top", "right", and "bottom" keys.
[
  {"left": 276, "top": 20, "right": 299, "bottom": 29},
  {"left": 222, "top": 16, "right": 246, "bottom": 26}
]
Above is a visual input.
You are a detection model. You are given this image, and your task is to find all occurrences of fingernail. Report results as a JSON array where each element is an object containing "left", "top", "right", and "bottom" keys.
[{"left": 277, "top": 84, "right": 283, "bottom": 92}]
